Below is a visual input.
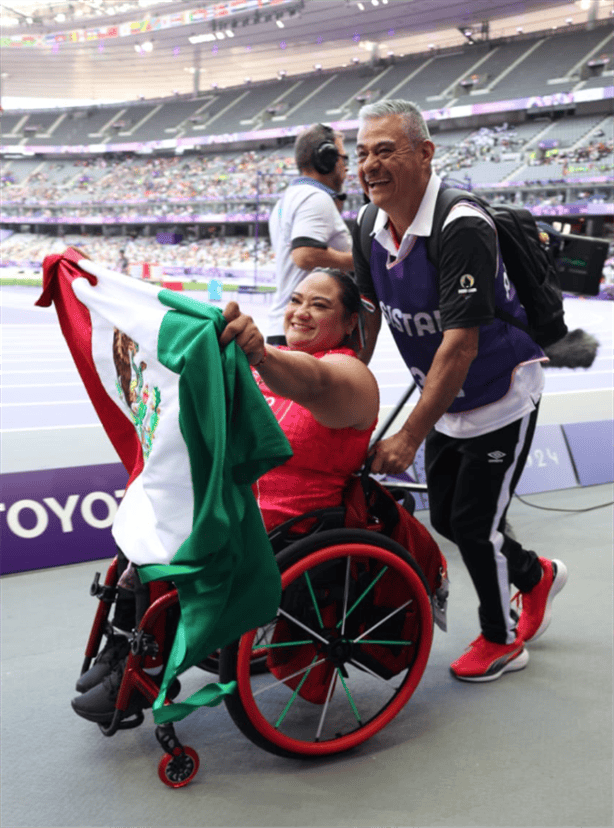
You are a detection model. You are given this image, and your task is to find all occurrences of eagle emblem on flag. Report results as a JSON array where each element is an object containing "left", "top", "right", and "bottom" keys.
[{"left": 113, "top": 328, "right": 161, "bottom": 460}]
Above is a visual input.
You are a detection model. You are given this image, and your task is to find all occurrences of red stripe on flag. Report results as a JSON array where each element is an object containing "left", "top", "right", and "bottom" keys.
[{"left": 37, "top": 249, "right": 144, "bottom": 487}]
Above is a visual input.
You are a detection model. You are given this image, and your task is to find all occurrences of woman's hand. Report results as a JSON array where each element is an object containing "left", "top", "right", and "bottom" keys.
[{"left": 219, "top": 301, "right": 266, "bottom": 366}]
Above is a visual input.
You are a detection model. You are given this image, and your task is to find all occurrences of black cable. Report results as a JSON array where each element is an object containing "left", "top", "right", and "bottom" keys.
[{"left": 513, "top": 493, "right": 614, "bottom": 513}]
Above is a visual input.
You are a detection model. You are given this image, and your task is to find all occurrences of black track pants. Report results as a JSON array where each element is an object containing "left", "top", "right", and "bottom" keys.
[{"left": 425, "top": 406, "right": 543, "bottom": 644}]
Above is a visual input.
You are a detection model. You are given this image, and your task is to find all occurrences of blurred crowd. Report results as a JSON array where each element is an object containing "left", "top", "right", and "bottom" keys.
[
  {"left": 0, "top": 232, "right": 274, "bottom": 273},
  {"left": 433, "top": 124, "right": 526, "bottom": 174},
  {"left": 1, "top": 151, "right": 308, "bottom": 207},
  {"left": 3, "top": 122, "right": 611, "bottom": 215},
  {"left": 1, "top": 119, "right": 611, "bottom": 269}
]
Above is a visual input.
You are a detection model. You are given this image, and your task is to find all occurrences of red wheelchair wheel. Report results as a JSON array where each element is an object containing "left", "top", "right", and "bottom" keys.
[
  {"left": 158, "top": 746, "right": 200, "bottom": 788},
  {"left": 220, "top": 529, "right": 433, "bottom": 758}
]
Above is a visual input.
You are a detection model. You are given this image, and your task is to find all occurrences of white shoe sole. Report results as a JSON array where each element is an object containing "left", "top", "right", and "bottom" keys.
[
  {"left": 451, "top": 646, "right": 529, "bottom": 683},
  {"left": 525, "top": 559, "right": 568, "bottom": 643}
]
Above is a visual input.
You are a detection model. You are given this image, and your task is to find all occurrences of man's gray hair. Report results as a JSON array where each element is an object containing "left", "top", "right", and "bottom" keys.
[{"left": 358, "top": 99, "right": 431, "bottom": 146}]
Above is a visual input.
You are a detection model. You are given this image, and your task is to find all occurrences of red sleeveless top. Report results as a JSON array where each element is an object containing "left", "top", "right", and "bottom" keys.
[{"left": 252, "top": 347, "right": 376, "bottom": 533}]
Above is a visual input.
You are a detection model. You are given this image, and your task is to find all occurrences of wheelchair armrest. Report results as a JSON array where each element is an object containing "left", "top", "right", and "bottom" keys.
[
  {"left": 268, "top": 507, "right": 346, "bottom": 554},
  {"left": 381, "top": 480, "right": 428, "bottom": 493}
]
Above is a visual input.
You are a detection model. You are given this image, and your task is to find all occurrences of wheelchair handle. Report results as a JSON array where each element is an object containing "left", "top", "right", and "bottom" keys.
[{"left": 369, "top": 382, "right": 417, "bottom": 448}]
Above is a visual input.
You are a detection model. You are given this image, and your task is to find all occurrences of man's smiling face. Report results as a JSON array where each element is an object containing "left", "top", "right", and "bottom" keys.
[{"left": 356, "top": 113, "right": 434, "bottom": 229}]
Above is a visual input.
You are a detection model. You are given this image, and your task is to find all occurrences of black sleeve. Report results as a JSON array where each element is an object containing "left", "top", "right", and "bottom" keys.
[
  {"left": 437, "top": 211, "right": 498, "bottom": 330},
  {"left": 351, "top": 218, "right": 378, "bottom": 305},
  {"left": 291, "top": 237, "right": 328, "bottom": 250}
]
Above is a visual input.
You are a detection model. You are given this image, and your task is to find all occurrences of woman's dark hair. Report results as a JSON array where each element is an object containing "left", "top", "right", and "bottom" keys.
[{"left": 310, "top": 268, "right": 361, "bottom": 316}]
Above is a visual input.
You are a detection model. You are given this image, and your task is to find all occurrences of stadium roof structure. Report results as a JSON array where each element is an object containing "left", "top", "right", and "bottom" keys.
[{"left": 1, "top": 0, "right": 611, "bottom": 106}]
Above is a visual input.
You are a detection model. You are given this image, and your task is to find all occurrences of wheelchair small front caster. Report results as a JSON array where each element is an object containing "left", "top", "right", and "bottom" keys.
[
  {"left": 155, "top": 722, "right": 200, "bottom": 788},
  {"left": 158, "top": 746, "right": 200, "bottom": 788}
]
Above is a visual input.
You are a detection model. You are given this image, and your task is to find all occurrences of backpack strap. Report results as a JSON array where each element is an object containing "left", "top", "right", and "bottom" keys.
[
  {"left": 425, "top": 187, "right": 531, "bottom": 337},
  {"left": 358, "top": 201, "right": 380, "bottom": 264},
  {"left": 425, "top": 186, "right": 487, "bottom": 266}
]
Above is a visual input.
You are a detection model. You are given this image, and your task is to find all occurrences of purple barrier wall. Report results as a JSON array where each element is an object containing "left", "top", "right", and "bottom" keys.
[
  {"left": 562, "top": 420, "right": 614, "bottom": 487},
  {"left": 1, "top": 423, "right": 610, "bottom": 574},
  {"left": 0, "top": 463, "right": 128, "bottom": 575}
]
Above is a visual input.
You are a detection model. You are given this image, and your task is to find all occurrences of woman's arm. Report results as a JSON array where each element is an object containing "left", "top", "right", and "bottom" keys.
[{"left": 219, "top": 302, "right": 379, "bottom": 430}]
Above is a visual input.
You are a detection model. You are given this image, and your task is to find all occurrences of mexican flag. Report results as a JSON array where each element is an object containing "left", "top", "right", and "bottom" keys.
[{"left": 37, "top": 248, "right": 292, "bottom": 723}]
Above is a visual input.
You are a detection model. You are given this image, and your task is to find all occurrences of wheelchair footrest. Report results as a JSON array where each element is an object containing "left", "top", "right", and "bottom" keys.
[{"left": 98, "top": 709, "right": 145, "bottom": 736}]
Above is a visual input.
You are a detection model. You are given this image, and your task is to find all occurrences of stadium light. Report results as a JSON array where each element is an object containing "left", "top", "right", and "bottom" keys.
[{"left": 189, "top": 33, "right": 216, "bottom": 44}]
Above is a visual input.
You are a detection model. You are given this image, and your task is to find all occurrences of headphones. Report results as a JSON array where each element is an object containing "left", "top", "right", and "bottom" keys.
[{"left": 312, "top": 124, "right": 340, "bottom": 175}]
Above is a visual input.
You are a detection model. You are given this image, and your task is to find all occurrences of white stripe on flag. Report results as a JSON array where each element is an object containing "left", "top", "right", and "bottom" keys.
[{"left": 72, "top": 261, "right": 193, "bottom": 566}]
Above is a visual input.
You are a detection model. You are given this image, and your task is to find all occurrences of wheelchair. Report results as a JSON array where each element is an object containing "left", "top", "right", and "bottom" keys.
[{"left": 78, "top": 475, "right": 442, "bottom": 788}]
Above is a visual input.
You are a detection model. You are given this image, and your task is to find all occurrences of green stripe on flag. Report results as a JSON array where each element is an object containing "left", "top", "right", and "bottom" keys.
[{"left": 138, "top": 298, "right": 292, "bottom": 722}]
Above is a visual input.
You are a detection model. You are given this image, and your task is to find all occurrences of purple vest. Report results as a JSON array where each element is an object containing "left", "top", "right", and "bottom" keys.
[{"left": 370, "top": 236, "right": 544, "bottom": 413}]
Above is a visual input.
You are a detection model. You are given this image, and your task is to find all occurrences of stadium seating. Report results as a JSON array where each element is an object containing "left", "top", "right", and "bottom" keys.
[{"left": 1, "top": 22, "right": 612, "bottom": 273}]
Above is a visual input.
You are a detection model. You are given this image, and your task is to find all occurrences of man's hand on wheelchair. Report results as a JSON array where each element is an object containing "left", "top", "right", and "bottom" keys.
[
  {"left": 219, "top": 301, "right": 266, "bottom": 366},
  {"left": 369, "top": 431, "right": 417, "bottom": 476}
]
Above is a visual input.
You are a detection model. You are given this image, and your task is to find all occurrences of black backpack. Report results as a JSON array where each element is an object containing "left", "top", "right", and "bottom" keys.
[{"left": 358, "top": 188, "right": 568, "bottom": 349}]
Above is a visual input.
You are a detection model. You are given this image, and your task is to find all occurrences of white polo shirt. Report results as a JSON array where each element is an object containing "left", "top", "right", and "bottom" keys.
[{"left": 268, "top": 181, "right": 352, "bottom": 337}]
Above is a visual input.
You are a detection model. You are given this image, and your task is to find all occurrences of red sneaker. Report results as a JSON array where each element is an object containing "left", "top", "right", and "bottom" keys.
[
  {"left": 450, "top": 634, "right": 528, "bottom": 682},
  {"left": 515, "top": 558, "right": 568, "bottom": 643}
]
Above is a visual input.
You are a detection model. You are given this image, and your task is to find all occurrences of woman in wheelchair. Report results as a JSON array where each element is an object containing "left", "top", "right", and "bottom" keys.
[
  {"left": 221, "top": 268, "right": 380, "bottom": 532},
  {"left": 72, "top": 268, "right": 381, "bottom": 724}
]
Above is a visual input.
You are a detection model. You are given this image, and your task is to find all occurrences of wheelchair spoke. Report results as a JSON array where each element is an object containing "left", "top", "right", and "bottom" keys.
[
  {"left": 351, "top": 599, "right": 414, "bottom": 643},
  {"left": 355, "top": 639, "right": 413, "bottom": 647},
  {"left": 314, "top": 669, "right": 338, "bottom": 741},
  {"left": 337, "top": 668, "right": 362, "bottom": 725},
  {"left": 252, "top": 657, "right": 328, "bottom": 697},
  {"left": 340, "top": 555, "right": 351, "bottom": 635},
  {"left": 349, "top": 658, "right": 401, "bottom": 689},
  {"left": 336, "top": 565, "right": 389, "bottom": 629},
  {"left": 274, "top": 655, "right": 320, "bottom": 729},
  {"left": 278, "top": 607, "right": 329, "bottom": 645},
  {"left": 251, "top": 623, "right": 275, "bottom": 650},
  {"left": 303, "top": 571, "right": 325, "bottom": 629},
  {"left": 258, "top": 639, "right": 313, "bottom": 649}
]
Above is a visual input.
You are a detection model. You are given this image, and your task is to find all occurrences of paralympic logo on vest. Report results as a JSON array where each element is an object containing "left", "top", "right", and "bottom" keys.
[{"left": 379, "top": 302, "right": 443, "bottom": 337}]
